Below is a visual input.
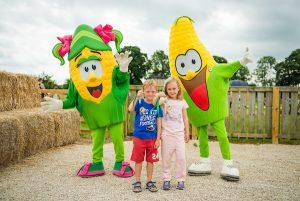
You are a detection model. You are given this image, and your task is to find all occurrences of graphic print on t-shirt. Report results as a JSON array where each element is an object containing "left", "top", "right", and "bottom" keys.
[
  {"left": 134, "top": 99, "right": 163, "bottom": 139},
  {"left": 139, "top": 107, "right": 158, "bottom": 131},
  {"left": 165, "top": 104, "right": 182, "bottom": 122}
]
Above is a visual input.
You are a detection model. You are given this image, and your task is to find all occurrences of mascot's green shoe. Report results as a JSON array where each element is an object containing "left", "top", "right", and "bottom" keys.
[{"left": 112, "top": 161, "right": 134, "bottom": 177}]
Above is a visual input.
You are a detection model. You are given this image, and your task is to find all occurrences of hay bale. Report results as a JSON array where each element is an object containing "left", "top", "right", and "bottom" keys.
[
  {"left": 0, "top": 71, "right": 17, "bottom": 112},
  {"left": 0, "top": 107, "right": 80, "bottom": 166},
  {"left": 0, "top": 114, "right": 24, "bottom": 166},
  {"left": 9, "top": 109, "right": 56, "bottom": 157},
  {"left": 0, "top": 71, "right": 40, "bottom": 112},
  {"left": 14, "top": 74, "right": 41, "bottom": 110},
  {"left": 51, "top": 109, "right": 80, "bottom": 146}
]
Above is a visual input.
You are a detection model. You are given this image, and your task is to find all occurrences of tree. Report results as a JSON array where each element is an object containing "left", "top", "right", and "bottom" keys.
[
  {"left": 253, "top": 56, "right": 276, "bottom": 86},
  {"left": 213, "top": 55, "right": 227, "bottom": 64},
  {"left": 38, "top": 72, "right": 57, "bottom": 89},
  {"left": 275, "top": 49, "right": 300, "bottom": 86},
  {"left": 213, "top": 55, "right": 250, "bottom": 81},
  {"left": 232, "top": 65, "right": 250, "bottom": 81},
  {"left": 121, "top": 46, "right": 151, "bottom": 85},
  {"left": 147, "top": 50, "right": 170, "bottom": 79},
  {"left": 61, "top": 78, "right": 71, "bottom": 89}
]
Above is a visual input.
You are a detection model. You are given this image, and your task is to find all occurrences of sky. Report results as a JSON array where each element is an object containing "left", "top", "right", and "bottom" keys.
[{"left": 0, "top": 0, "right": 299, "bottom": 84}]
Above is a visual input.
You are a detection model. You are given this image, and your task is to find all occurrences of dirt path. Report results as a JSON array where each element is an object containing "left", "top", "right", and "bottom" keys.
[{"left": 0, "top": 141, "right": 299, "bottom": 201}]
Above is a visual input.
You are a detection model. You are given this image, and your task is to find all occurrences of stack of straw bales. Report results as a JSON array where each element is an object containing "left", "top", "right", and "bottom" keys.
[{"left": 0, "top": 71, "right": 80, "bottom": 167}]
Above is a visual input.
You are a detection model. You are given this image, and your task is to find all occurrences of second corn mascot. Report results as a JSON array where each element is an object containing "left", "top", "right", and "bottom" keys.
[
  {"left": 168, "top": 16, "right": 252, "bottom": 181},
  {"left": 42, "top": 24, "right": 134, "bottom": 178}
]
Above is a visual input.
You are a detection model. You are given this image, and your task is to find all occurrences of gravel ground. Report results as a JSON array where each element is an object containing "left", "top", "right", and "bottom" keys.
[{"left": 0, "top": 140, "right": 299, "bottom": 201}]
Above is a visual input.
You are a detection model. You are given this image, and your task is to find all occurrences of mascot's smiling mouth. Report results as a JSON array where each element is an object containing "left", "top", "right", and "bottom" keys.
[
  {"left": 179, "top": 66, "right": 209, "bottom": 111},
  {"left": 87, "top": 84, "right": 103, "bottom": 98}
]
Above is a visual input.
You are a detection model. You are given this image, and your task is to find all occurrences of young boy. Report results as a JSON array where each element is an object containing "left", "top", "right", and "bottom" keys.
[{"left": 129, "top": 80, "right": 163, "bottom": 193}]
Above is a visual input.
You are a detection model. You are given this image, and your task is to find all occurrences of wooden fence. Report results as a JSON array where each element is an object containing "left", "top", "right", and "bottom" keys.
[{"left": 42, "top": 86, "right": 300, "bottom": 143}]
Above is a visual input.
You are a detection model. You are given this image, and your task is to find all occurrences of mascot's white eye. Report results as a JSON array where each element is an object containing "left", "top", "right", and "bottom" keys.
[
  {"left": 175, "top": 55, "right": 188, "bottom": 76},
  {"left": 78, "top": 60, "right": 102, "bottom": 81},
  {"left": 186, "top": 49, "right": 201, "bottom": 72},
  {"left": 208, "top": 68, "right": 212, "bottom": 72},
  {"left": 88, "top": 60, "right": 102, "bottom": 77}
]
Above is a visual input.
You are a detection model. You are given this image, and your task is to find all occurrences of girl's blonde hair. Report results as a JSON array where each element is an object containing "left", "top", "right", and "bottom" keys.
[{"left": 164, "top": 77, "right": 183, "bottom": 100}]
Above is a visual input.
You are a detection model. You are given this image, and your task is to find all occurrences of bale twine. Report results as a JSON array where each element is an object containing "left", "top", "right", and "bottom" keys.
[{"left": 0, "top": 114, "right": 25, "bottom": 166}]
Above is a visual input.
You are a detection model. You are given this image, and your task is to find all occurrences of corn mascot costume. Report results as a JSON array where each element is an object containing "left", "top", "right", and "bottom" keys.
[
  {"left": 42, "top": 24, "right": 135, "bottom": 178},
  {"left": 168, "top": 16, "right": 251, "bottom": 181}
]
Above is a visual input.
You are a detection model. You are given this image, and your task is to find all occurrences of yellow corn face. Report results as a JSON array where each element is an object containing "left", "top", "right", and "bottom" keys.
[
  {"left": 69, "top": 47, "right": 117, "bottom": 103},
  {"left": 169, "top": 16, "right": 216, "bottom": 82}
]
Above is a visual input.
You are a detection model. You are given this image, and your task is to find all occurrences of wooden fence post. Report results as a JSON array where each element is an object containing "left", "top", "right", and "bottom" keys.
[
  {"left": 192, "top": 125, "right": 197, "bottom": 140},
  {"left": 272, "top": 87, "right": 279, "bottom": 144}
]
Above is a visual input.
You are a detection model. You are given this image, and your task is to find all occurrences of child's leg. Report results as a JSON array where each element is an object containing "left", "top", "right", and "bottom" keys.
[
  {"left": 197, "top": 125, "right": 209, "bottom": 158},
  {"left": 175, "top": 135, "right": 186, "bottom": 181},
  {"left": 146, "top": 162, "right": 154, "bottom": 182},
  {"left": 131, "top": 137, "right": 146, "bottom": 180},
  {"left": 145, "top": 139, "right": 159, "bottom": 182},
  {"left": 210, "top": 119, "right": 231, "bottom": 160},
  {"left": 135, "top": 162, "right": 143, "bottom": 181},
  {"left": 91, "top": 127, "right": 106, "bottom": 163},
  {"left": 161, "top": 136, "right": 175, "bottom": 181}
]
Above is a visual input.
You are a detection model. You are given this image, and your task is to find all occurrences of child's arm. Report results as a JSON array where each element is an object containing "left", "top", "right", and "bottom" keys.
[
  {"left": 128, "top": 97, "right": 137, "bottom": 112},
  {"left": 182, "top": 108, "right": 190, "bottom": 143},
  {"left": 154, "top": 117, "right": 162, "bottom": 149},
  {"left": 154, "top": 92, "right": 166, "bottom": 108},
  {"left": 128, "top": 90, "right": 143, "bottom": 112}
]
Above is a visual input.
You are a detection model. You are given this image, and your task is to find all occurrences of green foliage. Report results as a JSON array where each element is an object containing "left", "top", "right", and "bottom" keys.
[
  {"left": 253, "top": 56, "right": 276, "bottom": 86},
  {"left": 213, "top": 55, "right": 228, "bottom": 64},
  {"left": 147, "top": 50, "right": 170, "bottom": 79},
  {"left": 62, "top": 78, "right": 71, "bottom": 89},
  {"left": 38, "top": 72, "right": 57, "bottom": 89},
  {"left": 122, "top": 46, "right": 151, "bottom": 85},
  {"left": 275, "top": 49, "right": 300, "bottom": 86},
  {"left": 232, "top": 65, "right": 251, "bottom": 81}
]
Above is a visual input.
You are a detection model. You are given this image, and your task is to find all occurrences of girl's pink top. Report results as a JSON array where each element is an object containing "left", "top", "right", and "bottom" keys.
[{"left": 162, "top": 98, "right": 188, "bottom": 134}]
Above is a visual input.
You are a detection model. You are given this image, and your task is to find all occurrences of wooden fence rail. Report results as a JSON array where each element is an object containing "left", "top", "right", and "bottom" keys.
[{"left": 42, "top": 86, "right": 300, "bottom": 143}]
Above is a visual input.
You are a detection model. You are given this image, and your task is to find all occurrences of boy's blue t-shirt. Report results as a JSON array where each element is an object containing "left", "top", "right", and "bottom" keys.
[{"left": 134, "top": 98, "right": 163, "bottom": 139}]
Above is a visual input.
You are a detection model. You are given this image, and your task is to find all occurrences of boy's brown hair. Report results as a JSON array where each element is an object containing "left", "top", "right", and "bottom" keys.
[{"left": 164, "top": 77, "right": 183, "bottom": 100}]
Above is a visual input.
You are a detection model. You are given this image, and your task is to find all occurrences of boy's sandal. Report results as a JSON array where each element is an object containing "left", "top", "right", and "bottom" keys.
[
  {"left": 132, "top": 181, "right": 142, "bottom": 193},
  {"left": 146, "top": 181, "right": 158, "bottom": 192}
]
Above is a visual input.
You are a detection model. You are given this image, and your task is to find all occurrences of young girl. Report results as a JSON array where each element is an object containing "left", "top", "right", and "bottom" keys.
[{"left": 155, "top": 77, "right": 189, "bottom": 190}]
